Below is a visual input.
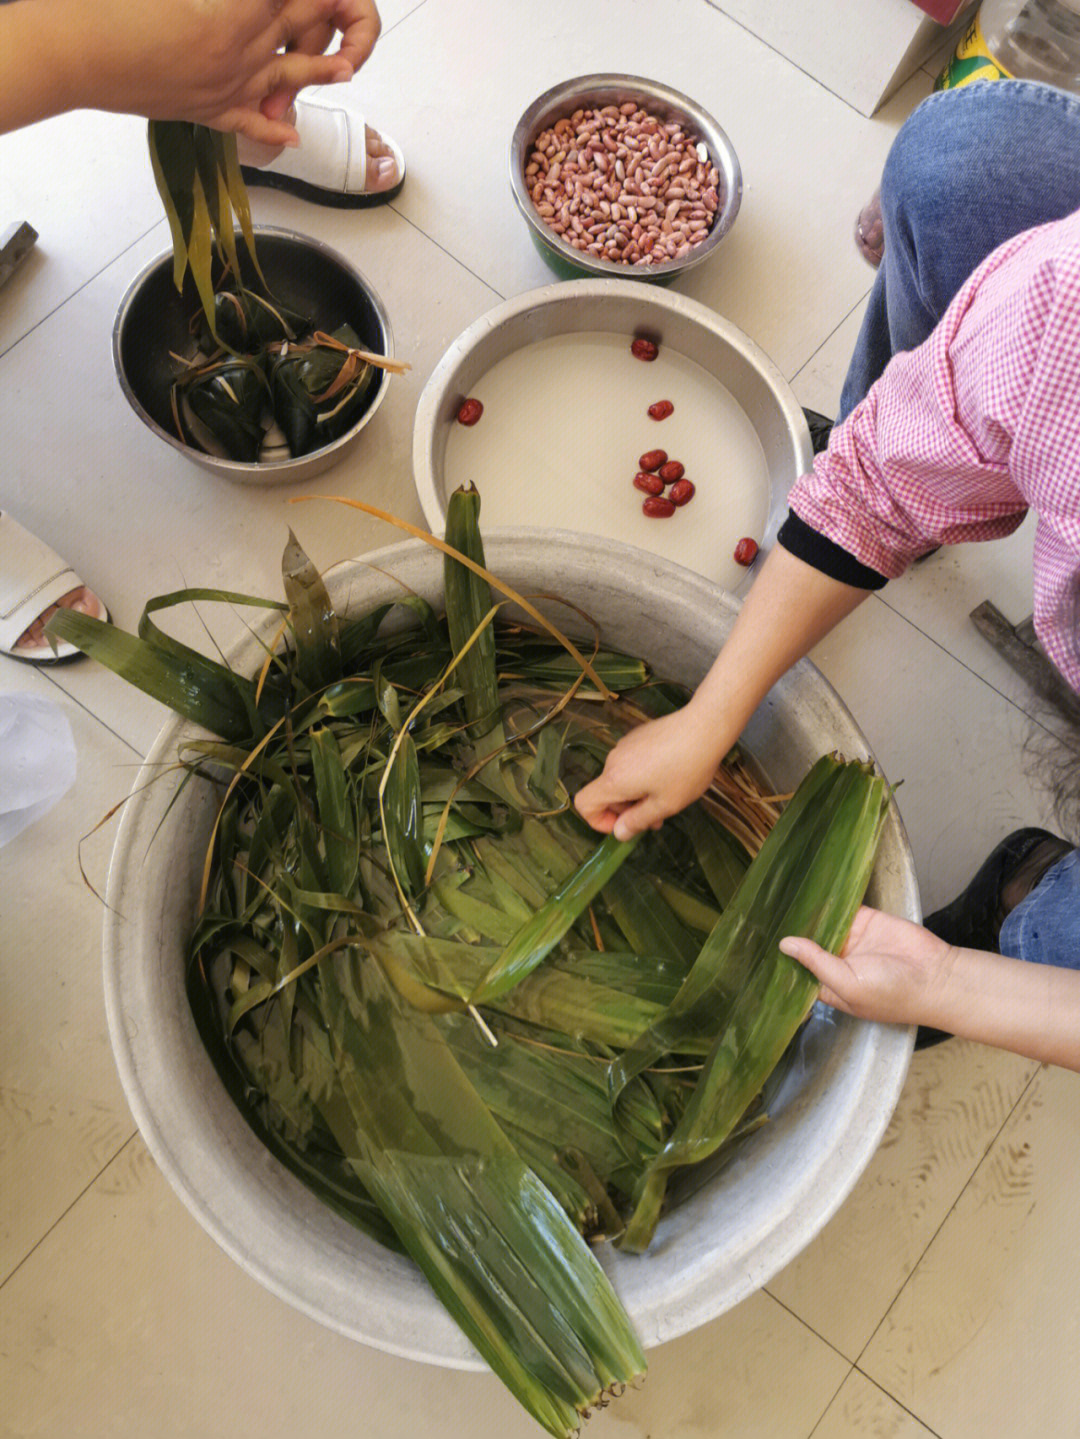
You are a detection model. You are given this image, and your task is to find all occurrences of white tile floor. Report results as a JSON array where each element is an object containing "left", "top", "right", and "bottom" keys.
[{"left": 2, "top": 3, "right": 1078, "bottom": 1436}]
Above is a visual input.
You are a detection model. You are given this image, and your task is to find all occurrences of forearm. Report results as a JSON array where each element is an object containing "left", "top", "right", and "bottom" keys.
[
  {"left": 932, "top": 947, "right": 1080, "bottom": 1071},
  {"left": 686, "top": 542, "right": 872, "bottom": 763},
  {"left": 0, "top": 0, "right": 370, "bottom": 144},
  {"left": 0, "top": 2, "right": 85, "bottom": 133}
]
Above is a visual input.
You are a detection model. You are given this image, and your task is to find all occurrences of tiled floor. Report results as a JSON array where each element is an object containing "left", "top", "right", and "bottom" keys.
[{"left": 2, "top": 4, "right": 1078, "bottom": 1436}]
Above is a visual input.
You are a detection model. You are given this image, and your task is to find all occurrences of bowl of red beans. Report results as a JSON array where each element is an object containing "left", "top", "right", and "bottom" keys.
[{"left": 509, "top": 74, "right": 742, "bottom": 283}]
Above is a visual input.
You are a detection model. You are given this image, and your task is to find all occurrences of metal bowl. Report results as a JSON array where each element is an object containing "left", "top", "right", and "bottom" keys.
[
  {"left": 413, "top": 279, "right": 811, "bottom": 594},
  {"left": 103, "top": 532, "right": 916, "bottom": 1367},
  {"left": 510, "top": 74, "right": 742, "bottom": 283},
  {"left": 113, "top": 227, "right": 393, "bottom": 486}
]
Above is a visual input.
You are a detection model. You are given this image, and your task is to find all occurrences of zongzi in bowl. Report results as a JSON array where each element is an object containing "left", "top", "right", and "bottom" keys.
[{"left": 113, "top": 228, "right": 398, "bottom": 485}]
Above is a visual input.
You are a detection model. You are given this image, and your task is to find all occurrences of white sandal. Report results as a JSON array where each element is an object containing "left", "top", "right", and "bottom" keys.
[
  {"left": 0, "top": 512, "right": 109, "bottom": 664},
  {"left": 240, "top": 98, "right": 406, "bottom": 209}
]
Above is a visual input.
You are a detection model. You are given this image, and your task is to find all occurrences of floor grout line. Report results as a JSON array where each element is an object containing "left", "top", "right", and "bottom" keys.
[
  {"left": 0, "top": 218, "right": 166, "bottom": 366},
  {"left": 870, "top": 588, "right": 1067, "bottom": 739},
  {"left": 848, "top": 1368, "right": 945, "bottom": 1437},
  {"left": 382, "top": 202, "right": 507, "bottom": 303},
  {"left": 701, "top": 0, "right": 884, "bottom": 118},
  {"left": 851, "top": 1063, "right": 1042, "bottom": 1371},
  {"left": 0, "top": 1129, "right": 139, "bottom": 1293},
  {"left": 761, "top": 1285, "right": 856, "bottom": 1366},
  {"left": 804, "top": 1363, "right": 857, "bottom": 1439},
  {"left": 768, "top": 1056, "right": 1041, "bottom": 1435},
  {"left": 37, "top": 667, "right": 147, "bottom": 759},
  {"left": 787, "top": 286, "right": 873, "bottom": 388},
  {"left": 382, "top": 0, "right": 431, "bottom": 37}
]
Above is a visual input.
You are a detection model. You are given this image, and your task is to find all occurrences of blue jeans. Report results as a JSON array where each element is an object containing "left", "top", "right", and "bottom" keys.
[
  {"left": 839, "top": 79, "right": 1080, "bottom": 966},
  {"left": 839, "top": 79, "right": 1080, "bottom": 419},
  {"left": 999, "top": 850, "right": 1080, "bottom": 969}
]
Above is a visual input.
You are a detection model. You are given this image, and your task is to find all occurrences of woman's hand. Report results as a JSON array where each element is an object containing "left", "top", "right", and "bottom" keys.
[
  {"left": 782, "top": 904, "right": 1080, "bottom": 1071},
  {"left": 779, "top": 906, "right": 955, "bottom": 1027},
  {"left": 4, "top": 0, "right": 383, "bottom": 143},
  {"left": 574, "top": 702, "right": 731, "bottom": 840}
]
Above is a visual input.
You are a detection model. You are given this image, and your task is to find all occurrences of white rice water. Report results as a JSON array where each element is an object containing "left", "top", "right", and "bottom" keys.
[{"left": 442, "top": 330, "right": 770, "bottom": 594}]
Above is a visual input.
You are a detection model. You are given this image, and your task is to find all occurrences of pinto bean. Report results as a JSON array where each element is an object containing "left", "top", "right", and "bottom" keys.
[{"left": 527, "top": 105, "right": 719, "bottom": 266}]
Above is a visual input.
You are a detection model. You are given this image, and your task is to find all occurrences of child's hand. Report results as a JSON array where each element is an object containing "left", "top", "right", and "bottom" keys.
[
  {"left": 779, "top": 906, "right": 955, "bottom": 1028},
  {"left": 574, "top": 704, "right": 731, "bottom": 840}
]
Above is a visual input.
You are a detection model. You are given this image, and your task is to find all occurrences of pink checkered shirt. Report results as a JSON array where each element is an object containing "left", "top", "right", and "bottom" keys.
[{"left": 788, "top": 209, "right": 1080, "bottom": 692}]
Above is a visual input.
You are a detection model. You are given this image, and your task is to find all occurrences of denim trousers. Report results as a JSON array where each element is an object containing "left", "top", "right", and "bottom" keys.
[
  {"left": 999, "top": 849, "right": 1080, "bottom": 969},
  {"left": 839, "top": 79, "right": 1080, "bottom": 420},
  {"left": 838, "top": 79, "right": 1080, "bottom": 967}
]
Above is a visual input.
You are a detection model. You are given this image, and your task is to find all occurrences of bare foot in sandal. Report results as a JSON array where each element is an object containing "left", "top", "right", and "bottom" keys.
[
  {"left": 238, "top": 98, "right": 405, "bottom": 206},
  {"left": 13, "top": 587, "right": 103, "bottom": 654},
  {"left": 0, "top": 511, "right": 109, "bottom": 664}
]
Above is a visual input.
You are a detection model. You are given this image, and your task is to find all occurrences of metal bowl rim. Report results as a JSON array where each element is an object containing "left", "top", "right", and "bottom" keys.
[
  {"left": 102, "top": 530, "right": 914, "bottom": 1368},
  {"left": 111, "top": 225, "right": 394, "bottom": 479},
  {"left": 411, "top": 277, "right": 812, "bottom": 554},
  {"left": 509, "top": 72, "right": 743, "bottom": 279}
]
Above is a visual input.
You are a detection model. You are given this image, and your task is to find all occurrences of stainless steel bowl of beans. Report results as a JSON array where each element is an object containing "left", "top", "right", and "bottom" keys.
[{"left": 510, "top": 75, "right": 742, "bottom": 282}]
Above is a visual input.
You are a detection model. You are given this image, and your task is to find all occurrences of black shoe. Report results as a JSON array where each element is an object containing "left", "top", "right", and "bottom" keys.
[
  {"left": 803, "top": 408, "right": 834, "bottom": 455},
  {"left": 915, "top": 828, "right": 1073, "bottom": 1049}
]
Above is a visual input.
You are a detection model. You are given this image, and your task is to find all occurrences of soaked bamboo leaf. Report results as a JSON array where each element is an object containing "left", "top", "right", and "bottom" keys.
[
  {"left": 319, "top": 953, "right": 645, "bottom": 1436},
  {"left": 308, "top": 728, "right": 357, "bottom": 896},
  {"left": 45, "top": 608, "right": 256, "bottom": 741},
  {"left": 75, "top": 497, "right": 900, "bottom": 1432},
  {"left": 444, "top": 484, "right": 502, "bottom": 743},
  {"left": 619, "top": 756, "right": 891, "bottom": 1251},
  {"left": 382, "top": 730, "right": 426, "bottom": 899},
  {"left": 282, "top": 529, "right": 342, "bottom": 693},
  {"left": 469, "top": 835, "right": 640, "bottom": 1005}
]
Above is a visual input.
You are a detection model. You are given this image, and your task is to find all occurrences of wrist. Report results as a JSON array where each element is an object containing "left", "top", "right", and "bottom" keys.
[{"left": 680, "top": 690, "right": 738, "bottom": 772}]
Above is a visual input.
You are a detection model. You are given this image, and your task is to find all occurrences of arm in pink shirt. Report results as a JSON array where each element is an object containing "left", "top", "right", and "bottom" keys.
[{"left": 787, "top": 218, "right": 1080, "bottom": 688}]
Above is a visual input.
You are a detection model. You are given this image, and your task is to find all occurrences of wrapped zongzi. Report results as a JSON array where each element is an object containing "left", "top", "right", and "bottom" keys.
[
  {"left": 178, "top": 356, "right": 268, "bottom": 463},
  {"left": 270, "top": 324, "right": 378, "bottom": 457}
]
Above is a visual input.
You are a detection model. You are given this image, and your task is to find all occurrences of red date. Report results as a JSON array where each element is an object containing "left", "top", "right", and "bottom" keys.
[
  {"left": 456, "top": 397, "right": 483, "bottom": 426},
  {"left": 647, "top": 399, "right": 674, "bottom": 421},
  {"left": 642, "top": 496, "right": 676, "bottom": 518},
  {"left": 734, "top": 536, "right": 759, "bottom": 566},
  {"left": 668, "top": 478, "right": 695, "bottom": 506},
  {"left": 658, "top": 460, "right": 684, "bottom": 483},
  {"left": 638, "top": 448, "right": 668, "bottom": 472},
  {"left": 634, "top": 471, "right": 665, "bottom": 496},
  {"left": 631, "top": 338, "right": 659, "bottom": 361}
]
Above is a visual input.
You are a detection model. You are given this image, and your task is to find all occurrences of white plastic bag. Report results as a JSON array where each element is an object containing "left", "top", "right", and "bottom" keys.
[{"left": 0, "top": 693, "right": 77, "bottom": 847}]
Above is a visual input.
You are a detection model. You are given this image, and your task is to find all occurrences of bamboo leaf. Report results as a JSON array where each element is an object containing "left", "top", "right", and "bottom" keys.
[
  {"left": 291, "top": 490, "right": 616, "bottom": 699},
  {"left": 45, "top": 609, "right": 256, "bottom": 741},
  {"left": 309, "top": 728, "right": 358, "bottom": 896},
  {"left": 618, "top": 756, "right": 891, "bottom": 1251},
  {"left": 147, "top": 120, "right": 198, "bottom": 291},
  {"left": 381, "top": 730, "right": 427, "bottom": 899},
  {"left": 470, "top": 835, "right": 640, "bottom": 1005},
  {"left": 319, "top": 953, "right": 645, "bottom": 1434},
  {"left": 282, "top": 529, "right": 342, "bottom": 693},
  {"left": 196, "top": 127, "right": 245, "bottom": 292},
  {"left": 444, "top": 484, "right": 503, "bottom": 743},
  {"left": 218, "top": 127, "right": 267, "bottom": 289}
]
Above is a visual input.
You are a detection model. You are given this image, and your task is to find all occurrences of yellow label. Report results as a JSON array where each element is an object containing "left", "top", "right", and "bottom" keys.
[{"left": 935, "top": 9, "right": 1015, "bottom": 91}]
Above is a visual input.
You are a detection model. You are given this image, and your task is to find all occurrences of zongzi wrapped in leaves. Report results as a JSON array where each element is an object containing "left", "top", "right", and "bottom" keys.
[
  {"left": 198, "top": 287, "right": 310, "bottom": 355},
  {"left": 179, "top": 356, "right": 267, "bottom": 463},
  {"left": 270, "top": 323, "right": 378, "bottom": 457}
]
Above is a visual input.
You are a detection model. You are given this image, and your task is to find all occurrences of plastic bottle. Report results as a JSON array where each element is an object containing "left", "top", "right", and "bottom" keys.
[{"left": 936, "top": 0, "right": 1080, "bottom": 93}]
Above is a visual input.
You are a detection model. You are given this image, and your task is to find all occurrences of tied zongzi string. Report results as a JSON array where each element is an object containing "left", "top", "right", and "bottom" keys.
[{"left": 303, "top": 330, "right": 411, "bottom": 400}]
